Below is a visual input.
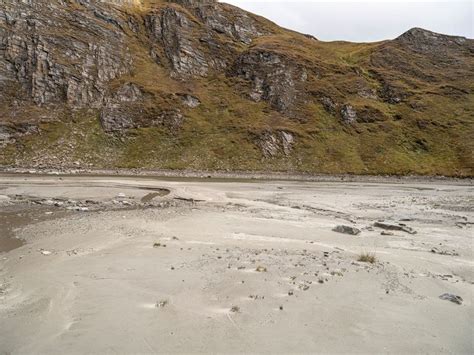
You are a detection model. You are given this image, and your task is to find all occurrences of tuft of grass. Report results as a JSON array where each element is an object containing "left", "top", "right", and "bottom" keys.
[{"left": 358, "top": 252, "right": 377, "bottom": 264}]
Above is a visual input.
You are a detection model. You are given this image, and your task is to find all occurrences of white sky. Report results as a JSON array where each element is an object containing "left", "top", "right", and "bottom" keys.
[{"left": 221, "top": 0, "right": 473, "bottom": 42}]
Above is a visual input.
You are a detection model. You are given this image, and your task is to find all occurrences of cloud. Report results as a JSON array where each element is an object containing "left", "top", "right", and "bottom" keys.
[{"left": 221, "top": 0, "right": 473, "bottom": 42}]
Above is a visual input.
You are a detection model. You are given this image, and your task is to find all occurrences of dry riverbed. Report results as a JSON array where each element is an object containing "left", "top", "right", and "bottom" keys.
[{"left": 0, "top": 175, "right": 472, "bottom": 354}]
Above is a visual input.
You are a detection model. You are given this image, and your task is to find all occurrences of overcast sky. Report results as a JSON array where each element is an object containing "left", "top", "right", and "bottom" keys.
[{"left": 221, "top": 0, "right": 473, "bottom": 42}]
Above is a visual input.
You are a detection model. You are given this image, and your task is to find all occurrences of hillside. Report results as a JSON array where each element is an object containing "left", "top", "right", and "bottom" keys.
[{"left": 0, "top": 0, "right": 473, "bottom": 176}]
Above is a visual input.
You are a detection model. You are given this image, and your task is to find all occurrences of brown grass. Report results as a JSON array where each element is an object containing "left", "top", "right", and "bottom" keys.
[{"left": 358, "top": 252, "right": 377, "bottom": 264}]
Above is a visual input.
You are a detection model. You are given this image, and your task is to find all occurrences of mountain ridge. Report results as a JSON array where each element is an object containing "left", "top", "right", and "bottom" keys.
[{"left": 0, "top": 0, "right": 472, "bottom": 176}]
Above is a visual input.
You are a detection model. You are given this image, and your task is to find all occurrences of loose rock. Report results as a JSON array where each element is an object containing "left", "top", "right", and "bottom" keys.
[
  {"left": 374, "top": 222, "right": 417, "bottom": 234},
  {"left": 439, "top": 293, "right": 463, "bottom": 305},
  {"left": 332, "top": 225, "right": 361, "bottom": 235}
]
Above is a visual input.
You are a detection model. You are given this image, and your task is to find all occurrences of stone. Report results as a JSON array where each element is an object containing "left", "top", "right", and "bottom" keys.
[
  {"left": 332, "top": 225, "right": 361, "bottom": 235},
  {"left": 256, "top": 131, "right": 295, "bottom": 158},
  {"left": 431, "top": 247, "right": 459, "bottom": 256},
  {"left": 439, "top": 293, "right": 463, "bottom": 305},
  {"left": 321, "top": 97, "right": 337, "bottom": 114},
  {"left": 374, "top": 222, "right": 417, "bottom": 234},
  {"left": 340, "top": 104, "right": 357, "bottom": 124},
  {"left": 179, "top": 94, "right": 201, "bottom": 108},
  {"left": 280, "top": 132, "right": 295, "bottom": 156}
]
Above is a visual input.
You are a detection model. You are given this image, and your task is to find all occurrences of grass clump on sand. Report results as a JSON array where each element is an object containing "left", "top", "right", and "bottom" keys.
[{"left": 358, "top": 252, "right": 377, "bottom": 264}]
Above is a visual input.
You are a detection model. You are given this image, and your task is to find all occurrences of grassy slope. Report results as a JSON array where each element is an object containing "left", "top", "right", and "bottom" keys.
[{"left": 0, "top": 1, "right": 472, "bottom": 176}]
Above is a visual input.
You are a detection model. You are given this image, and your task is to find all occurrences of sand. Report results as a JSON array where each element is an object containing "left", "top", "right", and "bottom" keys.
[{"left": 0, "top": 174, "right": 472, "bottom": 354}]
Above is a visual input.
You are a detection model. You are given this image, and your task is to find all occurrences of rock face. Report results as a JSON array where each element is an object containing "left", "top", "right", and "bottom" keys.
[
  {"left": 0, "top": 1, "right": 472, "bottom": 175},
  {"left": 191, "top": 1, "right": 262, "bottom": 44},
  {"left": 256, "top": 131, "right": 295, "bottom": 158},
  {"left": 1, "top": 1, "right": 132, "bottom": 108},
  {"left": 100, "top": 83, "right": 144, "bottom": 132},
  {"left": 231, "top": 50, "right": 307, "bottom": 113},
  {"left": 147, "top": 7, "right": 210, "bottom": 76},
  {"left": 144, "top": 0, "right": 263, "bottom": 77}
]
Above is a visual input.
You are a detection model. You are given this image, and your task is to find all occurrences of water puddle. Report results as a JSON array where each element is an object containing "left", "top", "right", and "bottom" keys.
[
  {"left": 0, "top": 206, "right": 68, "bottom": 253},
  {"left": 0, "top": 208, "right": 31, "bottom": 252}
]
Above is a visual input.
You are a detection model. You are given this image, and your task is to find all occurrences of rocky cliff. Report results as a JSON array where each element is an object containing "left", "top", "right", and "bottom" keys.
[{"left": 0, "top": 0, "right": 473, "bottom": 175}]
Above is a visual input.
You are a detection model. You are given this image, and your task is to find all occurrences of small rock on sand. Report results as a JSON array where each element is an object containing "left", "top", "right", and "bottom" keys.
[
  {"left": 439, "top": 293, "right": 463, "bottom": 305},
  {"left": 431, "top": 247, "right": 459, "bottom": 256},
  {"left": 374, "top": 222, "right": 416, "bottom": 234},
  {"left": 332, "top": 225, "right": 361, "bottom": 235},
  {"left": 156, "top": 300, "right": 168, "bottom": 308}
]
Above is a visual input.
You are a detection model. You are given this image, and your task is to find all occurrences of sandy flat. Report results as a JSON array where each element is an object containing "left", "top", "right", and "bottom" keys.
[{"left": 0, "top": 175, "right": 472, "bottom": 354}]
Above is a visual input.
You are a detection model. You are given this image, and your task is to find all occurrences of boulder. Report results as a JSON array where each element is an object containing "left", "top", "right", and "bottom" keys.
[
  {"left": 340, "top": 104, "right": 357, "bottom": 124},
  {"left": 332, "top": 225, "right": 361, "bottom": 235},
  {"left": 179, "top": 94, "right": 201, "bottom": 108},
  {"left": 256, "top": 130, "right": 295, "bottom": 158}
]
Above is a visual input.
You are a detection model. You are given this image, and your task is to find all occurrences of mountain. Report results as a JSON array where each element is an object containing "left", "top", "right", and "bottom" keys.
[{"left": 0, "top": 0, "right": 473, "bottom": 176}]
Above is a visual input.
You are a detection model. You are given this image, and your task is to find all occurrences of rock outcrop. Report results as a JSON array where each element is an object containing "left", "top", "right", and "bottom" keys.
[
  {"left": 0, "top": 122, "right": 38, "bottom": 147},
  {"left": 256, "top": 130, "right": 295, "bottom": 158},
  {"left": 395, "top": 27, "right": 473, "bottom": 56},
  {"left": 146, "top": 7, "right": 210, "bottom": 76},
  {"left": 340, "top": 104, "right": 357, "bottom": 124},
  {"left": 231, "top": 50, "right": 307, "bottom": 113},
  {"left": 1, "top": 1, "right": 132, "bottom": 108},
  {"left": 100, "top": 83, "right": 183, "bottom": 132}
]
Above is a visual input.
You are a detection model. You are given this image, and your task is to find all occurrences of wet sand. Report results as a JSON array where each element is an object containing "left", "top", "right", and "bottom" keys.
[
  {"left": 0, "top": 175, "right": 472, "bottom": 354},
  {"left": 0, "top": 210, "right": 24, "bottom": 252}
]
